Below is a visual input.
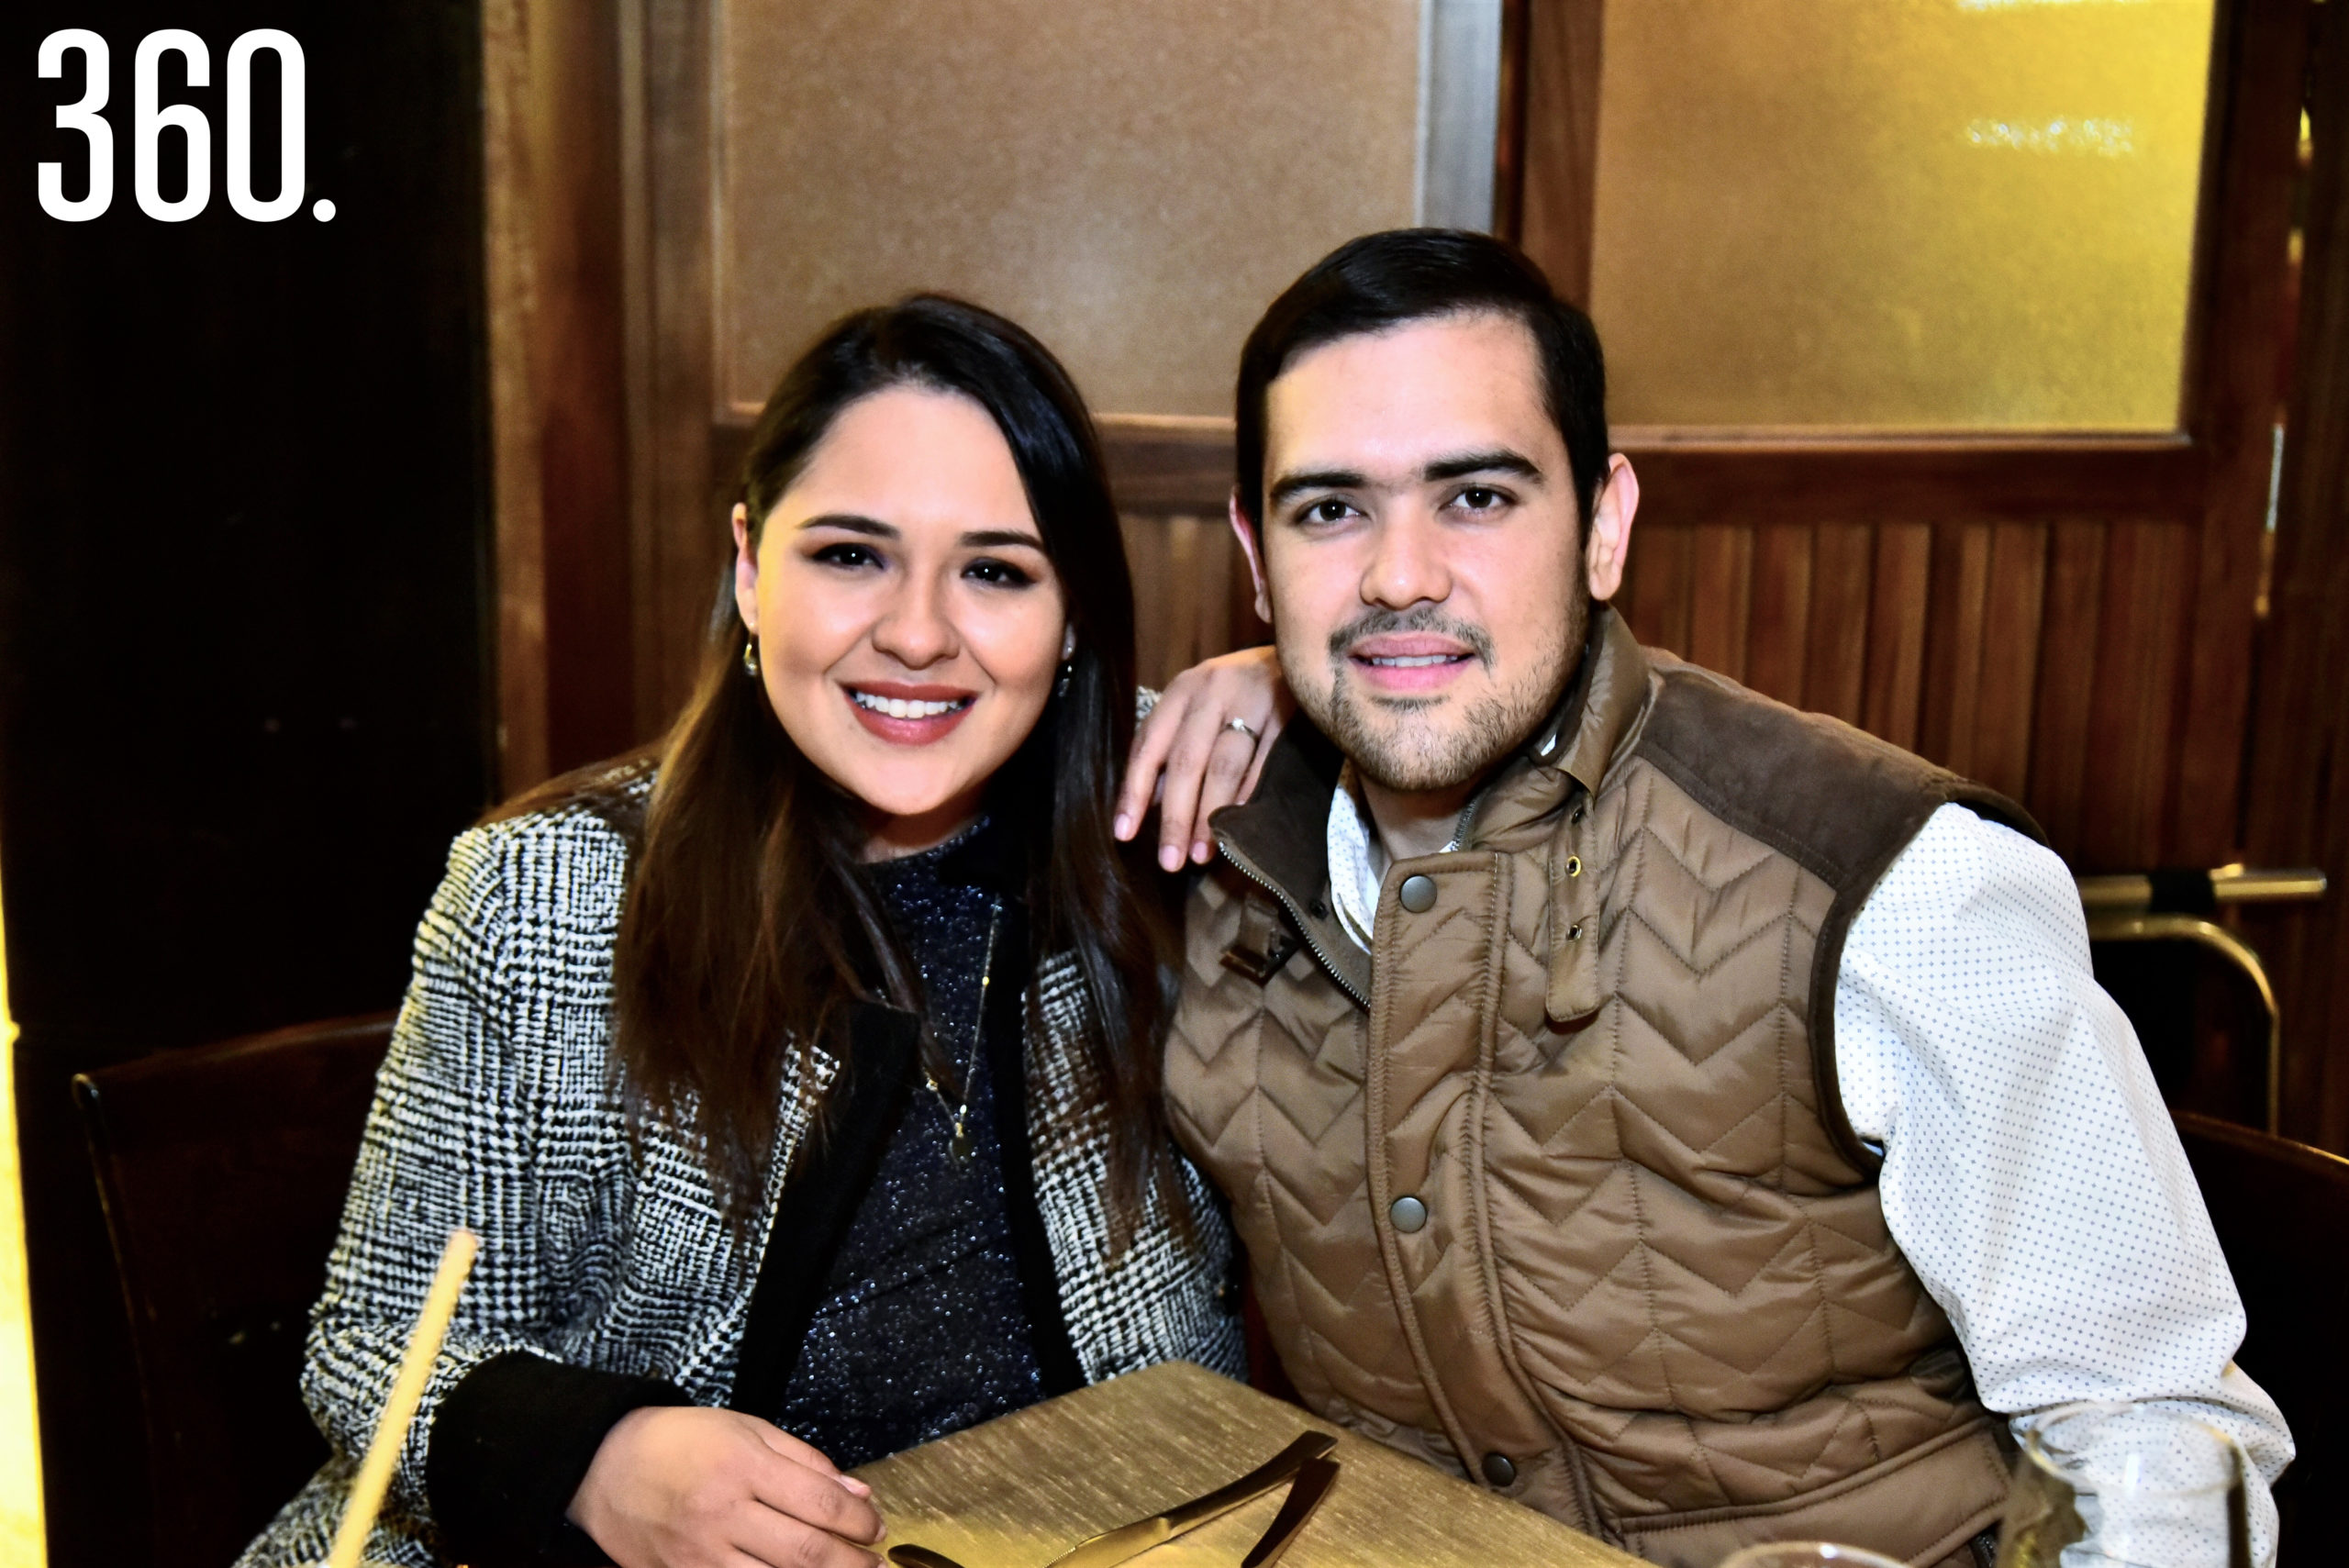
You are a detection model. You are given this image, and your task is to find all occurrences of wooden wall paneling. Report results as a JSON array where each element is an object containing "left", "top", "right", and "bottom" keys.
[
  {"left": 482, "top": 0, "right": 635, "bottom": 792},
  {"left": 1686, "top": 525, "right": 1753, "bottom": 682},
  {"left": 482, "top": 0, "right": 549, "bottom": 792},
  {"left": 1100, "top": 417, "right": 1234, "bottom": 516},
  {"left": 2027, "top": 520, "right": 2111, "bottom": 854},
  {"left": 1618, "top": 439, "right": 2205, "bottom": 527},
  {"left": 2170, "top": 0, "right": 2321, "bottom": 865},
  {"left": 1744, "top": 524, "right": 1815, "bottom": 707},
  {"left": 1805, "top": 524, "right": 1875, "bottom": 726},
  {"left": 1160, "top": 516, "right": 1211, "bottom": 690},
  {"left": 1861, "top": 523, "right": 1932, "bottom": 752},
  {"left": 1620, "top": 519, "right": 1692, "bottom": 657},
  {"left": 1121, "top": 517, "right": 1172, "bottom": 695},
  {"left": 1512, "top": 0, "right": 1604, "bottom": 302},
  {"left": 1971, "top": 522, "right": 2052, "bottom": 806},
  {"left": 1119, "top": 513, "right": 1252, "bottom": 690},
  {"left": 1920, "top": 523, "right": 1992, "bottom": 773},
  {"left": 636, "top": 0, "right": 723, "bottom": 739},
  {"left": 1492, "top": 0, "right": 1533, "bottom": 245},
  {"left": 2242, "top": 0, "right": 2348, "bottom": 1151},
  {"left": 2078, "top": 520, "right": 2199, "bottom": 869}
]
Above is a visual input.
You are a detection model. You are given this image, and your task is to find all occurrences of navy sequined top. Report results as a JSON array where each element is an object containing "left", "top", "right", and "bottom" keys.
[{"left": 773, "top": 824, "right": 1046, "bottom": 1467}]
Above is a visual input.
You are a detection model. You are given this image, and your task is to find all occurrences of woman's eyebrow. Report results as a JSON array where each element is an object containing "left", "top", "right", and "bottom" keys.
[
  {"left": 796, "top": 513, "right": 896, "bottom": 538},
  {"left": 959, "top": 528, "right": 1047, "bottom": 550}
]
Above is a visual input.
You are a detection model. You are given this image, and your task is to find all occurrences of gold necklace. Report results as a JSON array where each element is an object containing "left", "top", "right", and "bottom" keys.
[{"left": 920, "top": 898, "right": 1001, "bottom": 1166}]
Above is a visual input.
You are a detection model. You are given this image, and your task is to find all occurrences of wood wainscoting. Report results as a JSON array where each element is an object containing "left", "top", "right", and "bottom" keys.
[{"left": 1090, "top": 421, "right": 2233, "bottom": 877}]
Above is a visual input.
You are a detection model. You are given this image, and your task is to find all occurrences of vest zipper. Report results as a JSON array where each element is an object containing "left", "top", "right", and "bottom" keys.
[{"left": 1215, "top": 838, "right": 1372, "bottom": 1010}]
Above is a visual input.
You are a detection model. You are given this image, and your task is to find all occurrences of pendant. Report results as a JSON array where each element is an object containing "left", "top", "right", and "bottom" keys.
[{"left": 949, "top": 1118, "right": 974, "bottom": 1166}]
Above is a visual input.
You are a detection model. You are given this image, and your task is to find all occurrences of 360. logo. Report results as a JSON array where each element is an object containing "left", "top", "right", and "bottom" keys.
[{"left": 37, "top": 28, "right": 328, "bottom": 223}]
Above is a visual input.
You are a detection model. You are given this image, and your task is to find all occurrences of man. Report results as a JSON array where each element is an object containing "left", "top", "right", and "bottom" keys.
[{"left": 1158, "top": 230, "right": 2289, "bottom": 1568}]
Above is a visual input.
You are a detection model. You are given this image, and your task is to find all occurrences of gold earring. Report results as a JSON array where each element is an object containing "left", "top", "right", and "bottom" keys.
[{"left": 742, "top": 635, "right": 762, "bottom": 678}]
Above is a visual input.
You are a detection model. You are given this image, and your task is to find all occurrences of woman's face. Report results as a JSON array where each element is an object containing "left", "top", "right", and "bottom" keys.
[{"left": 734, "top": 384, "right": 1068, "bottom": 859}]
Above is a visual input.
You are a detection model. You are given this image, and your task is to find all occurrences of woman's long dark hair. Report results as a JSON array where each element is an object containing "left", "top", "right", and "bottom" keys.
[{"left": 498, "top": 295, "right": 1174, "bottom": 1240}]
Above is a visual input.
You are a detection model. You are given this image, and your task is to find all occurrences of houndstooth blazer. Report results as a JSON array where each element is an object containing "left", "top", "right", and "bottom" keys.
[{"left": 237, "top": 788, "right": 1243, "bottom": 1568}]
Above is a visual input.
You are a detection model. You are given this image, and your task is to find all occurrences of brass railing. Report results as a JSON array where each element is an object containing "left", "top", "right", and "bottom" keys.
[{"left": 2076, "top": 866, "right": 2328, "bottom": 1135}]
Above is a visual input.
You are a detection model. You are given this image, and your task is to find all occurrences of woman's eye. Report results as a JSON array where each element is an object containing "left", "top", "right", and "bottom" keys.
[
  {"left": 965, "top": 556, "right": 1038, "bottom": 588},
  {"left": 810, "top": 541, "right": 883, "bottom": 570}
]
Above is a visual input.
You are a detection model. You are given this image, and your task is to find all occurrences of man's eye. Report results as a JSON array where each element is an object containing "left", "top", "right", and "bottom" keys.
[
  {"left": 811, "top": 542, "right": 883, "bottom": 569},
  {"left": 1300, "top": 498, "right": 1356, "bottom": 526},
  {"left": 965, "top": 556, "right": 1037, "bottom": 588},
  {"left": 1456, "top": 486, "right": 1508, "bottom": 512}
]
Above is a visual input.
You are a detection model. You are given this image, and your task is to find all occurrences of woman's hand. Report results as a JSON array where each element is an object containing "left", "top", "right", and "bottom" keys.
[
  {"left": 570, "top": 1405, "right": 887, "bottom": 1568},
  {"left": 1115, "top": 644, "right": 1292, "bottom": 872}
]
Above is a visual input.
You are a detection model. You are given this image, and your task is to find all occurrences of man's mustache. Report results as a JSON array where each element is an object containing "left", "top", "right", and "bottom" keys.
[{"left": 1326, "top": 606, "right": 1496, "bottom": 670}]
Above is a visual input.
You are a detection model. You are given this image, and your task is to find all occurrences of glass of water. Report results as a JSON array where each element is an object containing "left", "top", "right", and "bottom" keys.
[{"left": 1996, "top": 1402, "right": 2250, "bottom": 1568}]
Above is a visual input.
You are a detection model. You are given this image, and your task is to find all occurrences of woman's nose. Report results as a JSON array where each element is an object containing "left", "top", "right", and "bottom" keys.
[{"left": 868, "top": 574, "right": 959, "bottom": 667}]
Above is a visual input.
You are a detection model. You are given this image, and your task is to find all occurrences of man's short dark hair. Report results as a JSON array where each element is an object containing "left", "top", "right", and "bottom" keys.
[{"left": 1234, "top": 228, "right": 1609, "bottom": 531}]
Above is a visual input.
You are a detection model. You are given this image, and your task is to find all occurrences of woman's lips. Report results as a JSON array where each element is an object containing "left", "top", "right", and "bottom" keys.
[{"left": 842, "top": 684, "right": 976, "bottom": 745}]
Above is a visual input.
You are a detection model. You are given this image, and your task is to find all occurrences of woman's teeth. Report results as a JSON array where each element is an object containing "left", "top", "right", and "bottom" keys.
[{"left": 852, "top": 691, "right": 969, "bottom": 719}]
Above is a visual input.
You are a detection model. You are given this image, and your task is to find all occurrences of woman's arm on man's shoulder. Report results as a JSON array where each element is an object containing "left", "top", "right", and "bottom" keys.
[{"left": 1118, "top": 644, "right": 1291, "bottom": 873}]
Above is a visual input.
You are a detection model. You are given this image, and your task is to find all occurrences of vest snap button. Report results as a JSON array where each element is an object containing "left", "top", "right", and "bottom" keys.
[
  {"left": 1565, "top": 855, "right": 1582, "bottom": 877},
  {"left": 1567, "top": 922, "right": 1584, "bottom": 941},
  {"left": 1571, "top": 804, "right": 1586, "bottom": 825},
  {"left": 1397, "top": 874, "right": 1437, "bottom": 913},
  {"left": 1481, "top": 1451, "right": 1517, "bottom": 1487},
  {"left": 1388, "top": 1194, "right": 1428, "bottom": 1232}
]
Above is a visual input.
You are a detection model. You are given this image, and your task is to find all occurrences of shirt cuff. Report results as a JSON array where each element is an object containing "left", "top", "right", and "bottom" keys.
[{"left": 426, "top": 1350, "right": 691, "bottom": 1567}]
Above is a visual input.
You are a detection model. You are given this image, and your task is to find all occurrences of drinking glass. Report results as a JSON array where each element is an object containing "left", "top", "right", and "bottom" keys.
[
  {"left": 1996, "top": 1402, "right": 2251, "bottom": 1567},
  {"left": 1719, "top": 1545, "right": 1907, "bottom": 1568}
]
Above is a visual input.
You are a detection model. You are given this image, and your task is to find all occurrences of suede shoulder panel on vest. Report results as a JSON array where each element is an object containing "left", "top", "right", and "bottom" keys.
[{"left": 1631, "top": 660, "right": 2045, "bottom": 1166}]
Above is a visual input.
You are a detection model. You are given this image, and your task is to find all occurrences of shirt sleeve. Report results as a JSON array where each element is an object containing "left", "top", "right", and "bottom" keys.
[{"left": 1834, "top": 803, "right": 2294, "bottom": 1563}]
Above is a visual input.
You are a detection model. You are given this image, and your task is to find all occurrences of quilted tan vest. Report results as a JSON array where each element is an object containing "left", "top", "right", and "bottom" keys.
[{"left": 1167, "top": 608, "right": 2042, "bottom": 1568}]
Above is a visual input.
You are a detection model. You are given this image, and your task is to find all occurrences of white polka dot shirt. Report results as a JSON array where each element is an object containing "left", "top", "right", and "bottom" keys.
[{"left": 1329, "top": 794, "right": 2293, "bottom": 1563}]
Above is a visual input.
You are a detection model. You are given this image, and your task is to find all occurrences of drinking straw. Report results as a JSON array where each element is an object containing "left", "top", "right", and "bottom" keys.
[{"left": 325, "top": 1228, "right": 480, "bottom": 1568}]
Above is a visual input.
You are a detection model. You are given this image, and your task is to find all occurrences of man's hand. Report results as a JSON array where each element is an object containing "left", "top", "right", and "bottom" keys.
[
  {"left": 569, "top": 1405, "right": 886, "bottom": 1568},
  {"left": 1116, "top": 645, "right": 1291, "bottom": 872}
]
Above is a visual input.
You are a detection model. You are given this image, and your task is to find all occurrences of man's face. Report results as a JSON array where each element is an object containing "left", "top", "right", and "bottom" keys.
[{"left": 1249, "top": 311, "right": 1599, "bottom": 797}]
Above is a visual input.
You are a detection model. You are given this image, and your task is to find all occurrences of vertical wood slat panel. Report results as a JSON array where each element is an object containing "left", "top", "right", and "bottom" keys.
[
  {"left": 1623, "top": 524, "right": 1693, "bottom": 657},
  {"left": 1921, "top": 523, "right": 1993, "bottom": 774},
  {"left": 2079, "top": 520, "right": 2198, "bottom": 868},
  {"left": 1129, "top": 499, "right": 2181, "bottom": 874},
  {"left": 1971, "top": 522, "right": 2050, "bottom": 804},
  {"left": 1687, "top": 525, "right": 1753, "bottom": 681},
  {"left": 1745, "top": 525, "right": 1814, "bottom": 707},
  {"left": 1806, "top": 524, "right": 1875, "bottom": 726},
  {"left": 1121, "top": 515, "right": 1169, "bottom": 690},
  {"left": 2027, "top": 521, "right": 2110, "bottom": 852},
  {"left": 1120, "top": 514, "right": 1238, "bottom": 691},
  {"left": 1863, "top": 524, "right": 1932, "bottom": 751},
  {"left": 1513, "top": 0, "right": 1606, "bottom": 306}
]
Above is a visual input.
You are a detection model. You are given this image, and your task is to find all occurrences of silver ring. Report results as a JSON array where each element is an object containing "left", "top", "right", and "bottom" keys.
[{"left": 1226, "top": 716, "right": 1259, "bottom": 740}]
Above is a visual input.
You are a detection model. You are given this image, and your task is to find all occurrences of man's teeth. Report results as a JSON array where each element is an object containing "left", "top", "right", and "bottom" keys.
[
  {"left": 1366, "top": 654, "right": 1459, "bottom": 668},
  {"left": 852, "top": 692, "right": 967, "bottom": 719}
]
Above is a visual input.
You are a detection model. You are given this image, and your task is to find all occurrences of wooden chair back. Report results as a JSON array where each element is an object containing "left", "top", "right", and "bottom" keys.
[
  {"left": 73, "top": 1013, "right": 394, "bottom": 1568},
  {"left": 2173, "top": 1109, "right": 2349, "bottom": 1561}
]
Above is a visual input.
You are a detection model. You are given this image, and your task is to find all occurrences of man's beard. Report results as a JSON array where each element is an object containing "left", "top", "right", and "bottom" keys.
[{"left": 1293, "top": 593, "right": 1585, "bottom": 795}]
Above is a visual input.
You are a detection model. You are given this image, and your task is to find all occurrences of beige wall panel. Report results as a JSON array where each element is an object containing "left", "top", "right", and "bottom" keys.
[{"left": 715, "top": 0, "right": 1421, "bottom": 419}]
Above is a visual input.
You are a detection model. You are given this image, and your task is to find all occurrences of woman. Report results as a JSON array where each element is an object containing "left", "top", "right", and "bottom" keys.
[{"left": 239, "top": 296, "right": 1280, "bottom": 1568}]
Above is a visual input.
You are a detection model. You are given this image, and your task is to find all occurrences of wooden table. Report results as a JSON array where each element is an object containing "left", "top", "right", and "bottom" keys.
[{"left": 853, "top": 1360, "right": 1645, "bottom": 1568}]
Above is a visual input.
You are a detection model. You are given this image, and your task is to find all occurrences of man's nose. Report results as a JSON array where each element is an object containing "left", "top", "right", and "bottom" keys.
[
  {"left": 1361, "top": 507, "right": 1453, "bottom": 610},
  {"left": 869, "top": 573, "right": 959, "bottom": 667}
]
